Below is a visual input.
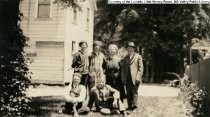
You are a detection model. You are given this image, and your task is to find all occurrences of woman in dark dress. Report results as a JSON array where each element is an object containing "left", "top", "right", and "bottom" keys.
[{"left": 103, "top": 44, "right": 126, "bottom": 101}]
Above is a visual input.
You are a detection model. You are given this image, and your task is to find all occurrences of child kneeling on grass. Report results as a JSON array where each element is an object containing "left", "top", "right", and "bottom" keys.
[
  {"left": 87, "top": 76, "right": 128, "bottom": 116},
  {"left": 65, "top": 73, "right": 86, "bottom": 117}
]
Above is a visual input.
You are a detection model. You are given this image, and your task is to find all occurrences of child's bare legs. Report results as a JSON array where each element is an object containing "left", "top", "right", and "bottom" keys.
[{"left": 73, "top": 103, "right": 79, "bottom": 117}]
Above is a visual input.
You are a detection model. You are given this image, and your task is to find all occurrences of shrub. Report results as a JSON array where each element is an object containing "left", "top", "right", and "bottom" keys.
[
  {"left": 179, "top": 76, "right": 208, "bottom": 117},
  {"left": 163, "top": 72, "right": 181, "bottom": 87},
  {"left": 162, "top": 72, "right": 180, "bottom": 80},
  {"left": 169, "top": 79, "right": 181, "bottom": 88},
  {"left": 0, "top": 0, "right": 31, "bottom": 116}
]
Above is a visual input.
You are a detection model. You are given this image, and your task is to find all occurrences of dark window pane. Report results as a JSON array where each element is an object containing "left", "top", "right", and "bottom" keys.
[
  {"left": 38, "top": 4, "right": 50, "bottom": 18},
  {"left": 86, "top": 19, "right": 89, "bottom": 30},
  {"left": 73, "top": 10, "right": 77, "bottom": 22},
  {"left": 87, "top": 8, "right": 90, "bottom": 18}
]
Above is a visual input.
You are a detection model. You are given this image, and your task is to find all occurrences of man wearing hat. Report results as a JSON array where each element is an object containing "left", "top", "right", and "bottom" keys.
[{"left": 121, "top": 41, "right": 144, "bottom": 111}]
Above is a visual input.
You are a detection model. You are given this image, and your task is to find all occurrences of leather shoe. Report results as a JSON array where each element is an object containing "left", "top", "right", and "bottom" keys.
[
  {"left": 78, "top": 106, "right": 90, "bottom": 114},
  {"left": 132, "top": 106, "right": 137, "bottom": 111},
  {"left": 126, "top": 107, "right": 133, "bottom": 111}
]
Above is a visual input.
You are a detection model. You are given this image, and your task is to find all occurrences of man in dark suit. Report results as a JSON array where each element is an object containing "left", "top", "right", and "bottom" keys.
[{"left": 121, "top": 41, "right": 144, "bottom": 111}]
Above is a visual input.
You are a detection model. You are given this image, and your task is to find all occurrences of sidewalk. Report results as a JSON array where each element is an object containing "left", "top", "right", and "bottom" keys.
[
  {"left": 27, "top": 84, "right": 180, "bottom": 97},
  {"left": 139, "top": 84, "right": 180, "bottom": 97}
]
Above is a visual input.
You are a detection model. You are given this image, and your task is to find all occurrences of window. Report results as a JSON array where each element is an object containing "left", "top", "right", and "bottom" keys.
[
  {"left": 37, "top": 0, "right": 51, "bottom": 18},
  {"left": 72, "top": 41, "right": 76, "bottom": 54},
  {"left": 86, "top": 8, "right": 90, "bottom": 30},
  {"left": 73, "top": 9, "right": 77, "bottom": 23}
]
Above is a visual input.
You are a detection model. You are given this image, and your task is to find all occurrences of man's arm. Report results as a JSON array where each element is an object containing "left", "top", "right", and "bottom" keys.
[
  {"left": 71, "top": 52, "right": 80, "bottom": 68},
  {"left": 135, "top": 54, "right": 144, "bottom": 84},
  {"left": 107, "top": 85, "right": 120, "bottom": 99}
]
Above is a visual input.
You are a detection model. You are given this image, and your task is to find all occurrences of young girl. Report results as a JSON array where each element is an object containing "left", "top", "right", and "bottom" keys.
[{"left": 65, "top": 73, "right": 86, "bottom": 117}]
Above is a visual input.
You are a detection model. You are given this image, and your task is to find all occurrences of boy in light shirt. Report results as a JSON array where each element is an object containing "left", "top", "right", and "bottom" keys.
[{"left": 87, "top": 76, "right": 128, "bottom": 116}]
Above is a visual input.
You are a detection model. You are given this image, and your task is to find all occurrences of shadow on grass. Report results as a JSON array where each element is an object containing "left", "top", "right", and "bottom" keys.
[
  {"left": 24, "top": 95, "right": 187, "bottom": 117},
  {"left": 25, "top": 96, "right": 66, "bottom": 116}
]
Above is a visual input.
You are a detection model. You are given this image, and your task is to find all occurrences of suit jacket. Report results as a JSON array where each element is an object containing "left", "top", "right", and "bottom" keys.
[
  {"left": 121, "top": 53, "right": 143, "bottom": 85},
  {"left": 91, "top": 85, "right": 120, "bottom": 101}
]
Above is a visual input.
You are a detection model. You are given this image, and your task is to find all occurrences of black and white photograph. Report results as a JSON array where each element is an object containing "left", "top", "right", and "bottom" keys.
[{"left": 1, "top": 0, "right": 210, "bottom": 117}]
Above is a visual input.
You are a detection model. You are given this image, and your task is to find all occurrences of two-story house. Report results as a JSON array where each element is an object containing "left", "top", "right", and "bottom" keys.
[{"left": 20, "top": 0, "right": 97, "bottom": 84}]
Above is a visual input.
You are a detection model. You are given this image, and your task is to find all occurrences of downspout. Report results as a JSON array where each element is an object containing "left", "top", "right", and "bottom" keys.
[{"left": 27, "top": 0, "right": 31, "bottom": 34}]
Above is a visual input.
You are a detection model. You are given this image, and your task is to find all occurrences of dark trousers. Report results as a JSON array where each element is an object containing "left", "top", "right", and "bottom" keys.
[
  {"left": 65, "top": 102, "right": 82, "bottom": 112},
  {"left": 88, "top": 90, "right": 125, "bottom": 112},
  {"left": 126, "top": 76, "right": 139, "bottom": 108},
  {"left": 106, "top": 74, "right": 126, "bottom": 101},
  {"left": 80, "top": 74, "right": 93, "bottom": 94}
]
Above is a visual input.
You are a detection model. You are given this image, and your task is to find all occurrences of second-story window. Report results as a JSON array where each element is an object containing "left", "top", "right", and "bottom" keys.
[
  {"left": 86, "top": 8, "right": 90, "bottom": 30},
  {"left": 72, "top": 41, "right": 76, "bottom": 54},
  {"left": 73, "top": 9, "right": 77, "bottom": 23},
  {"left": 37, "top": 0, "right": 51, "bottom": 18}
]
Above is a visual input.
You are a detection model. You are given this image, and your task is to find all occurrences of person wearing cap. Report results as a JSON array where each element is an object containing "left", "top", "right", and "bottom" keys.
[
  {"left": 103, "top": 44, "right": 126, "bottom": 101},
  {"left": 87, "top": 75, "right": 128, "bottom": 116},
  {"left": 89, "top": 41, "right": 106, "bottom": 87},
  {"left": 121, "top": 41, "right": 144, "bottom": 111},
  {"left": 65, "top": 73, "right": 87, "bottom": 117}
]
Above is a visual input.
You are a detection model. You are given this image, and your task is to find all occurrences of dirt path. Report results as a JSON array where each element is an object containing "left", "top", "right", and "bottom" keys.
[
  {"left": 27, "top": 84, "right": 180, "bottom": 97},
  {"left": 139, "top": 84, "right": 180, "bottom": 97},
  {"left": 26, "top": 84, "right": 186, "bottom": 117}
]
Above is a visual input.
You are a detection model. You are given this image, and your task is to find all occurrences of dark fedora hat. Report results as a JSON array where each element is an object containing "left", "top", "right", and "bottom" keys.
[{"left": 126, "top": 41, "right": 136, "bottom": 48}]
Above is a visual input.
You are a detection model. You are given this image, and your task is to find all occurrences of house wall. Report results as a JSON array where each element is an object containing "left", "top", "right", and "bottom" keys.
[
  {"left": 20, "top": 0, "right": 66, "bottom": 43},
  {"left": 64, "top": 0, "right": 95, "bottom": 83},
  {"left": 20, "top": 0, "right": 66, "bottom": 83},
  {"left": 20, "top": 0, "right": 95, "bottom": 83}
]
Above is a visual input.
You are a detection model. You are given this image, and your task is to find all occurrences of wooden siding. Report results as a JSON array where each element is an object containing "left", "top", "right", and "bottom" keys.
[
  {"left": 28, "top": 41, "right": 64, "bottom": 83},
  {"left": 63, "top": 0, "right": 94, "bottom": 83},
  {"left": 20, "top": 0, "right": 66, "bottom": 42},
  {"left": 20, "top": 0, "right": 95, "bottom": 84}
]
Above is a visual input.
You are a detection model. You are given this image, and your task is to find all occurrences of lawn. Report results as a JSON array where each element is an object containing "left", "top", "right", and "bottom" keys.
[{"left": 25, "top": 95, "right": 187, "bottom": 117}]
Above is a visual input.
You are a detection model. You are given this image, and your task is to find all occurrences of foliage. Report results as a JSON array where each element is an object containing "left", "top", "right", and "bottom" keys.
[
  {"left": 179, "top": 76, "right": 208, "bottom": 117},
  {"left": 0, "top": 0, "right": 31, "bottom": 116},
  {"left": 54, "top": 0, "right": 83, "bottom": 10},
  {"left": 162, "top": 72, "right": 180, "bottom": 80},
  {"left": 94, "top": 2, "right": 210, "bottom": 80},
  {"left": 165, "top": 72, "right": 181, "bottom": 87}
]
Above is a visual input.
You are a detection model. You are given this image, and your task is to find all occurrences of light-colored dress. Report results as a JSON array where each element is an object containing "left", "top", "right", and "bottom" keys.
[{"left": 89, "top": 52, "right": 105, "bottom": 86}]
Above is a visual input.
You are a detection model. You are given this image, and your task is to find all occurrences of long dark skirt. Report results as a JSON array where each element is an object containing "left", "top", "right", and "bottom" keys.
[{"left": 106, "top": 74, "right": 126, "bottom": 101}]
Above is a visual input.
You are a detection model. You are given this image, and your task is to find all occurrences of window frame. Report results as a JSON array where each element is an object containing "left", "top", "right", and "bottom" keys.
[
  {"left": 72, "top": 8, "right": 78, "bottom": 24},
  {"left": 35, "top": 0, "right": 53, "bottom": 19},
  {"left": 71, "top": 41, "right": 76, "bottom": 55},
  {"left": 86, "top": 7, "right": 90, "bottom": 31}
]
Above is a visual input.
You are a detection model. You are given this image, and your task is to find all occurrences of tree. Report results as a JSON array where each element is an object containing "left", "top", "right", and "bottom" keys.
[
  {"left": 94, "top": 2, "right": 210, "bottom": 81},
  {"left": 54, "top": 0, "right": 84, "bottom": 10},
  {"left": 0, "top": 0, "right": 30, "bottom": 116}
]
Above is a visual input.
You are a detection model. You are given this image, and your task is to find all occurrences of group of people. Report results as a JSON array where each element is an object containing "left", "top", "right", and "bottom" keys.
[{"left": 64, "top": 41, "right": 144, "bottom": 117}]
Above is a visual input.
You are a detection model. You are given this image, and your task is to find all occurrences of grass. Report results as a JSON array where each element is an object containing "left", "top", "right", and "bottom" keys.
[{"left": 25, "top": 96, "right": 187, "bottom": 117}]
